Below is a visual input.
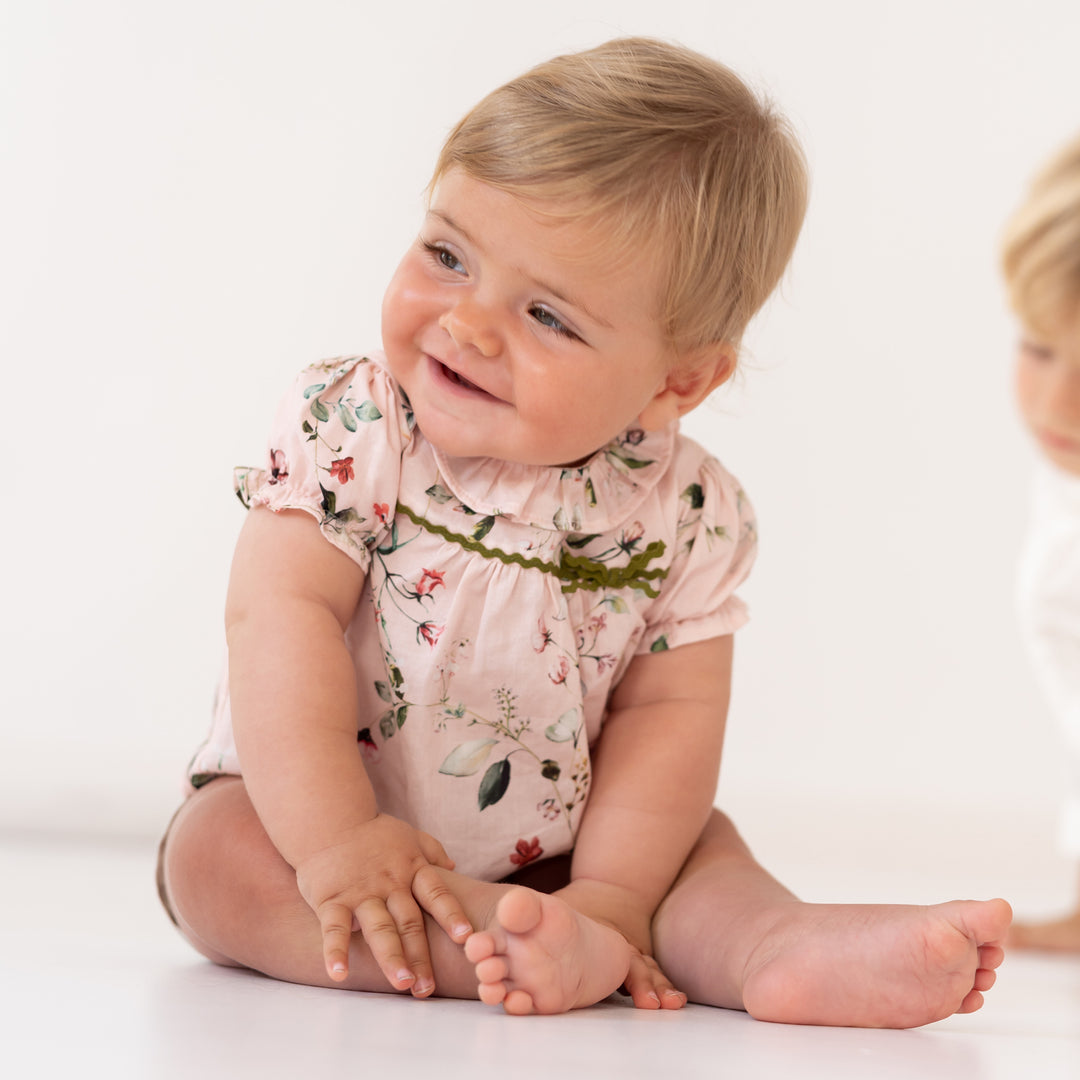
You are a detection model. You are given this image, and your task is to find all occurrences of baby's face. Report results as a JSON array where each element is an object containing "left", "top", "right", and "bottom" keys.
[
  {"left": 380, "top": 169, "right": 681, "bottom": 466},
  {"left": 1016, "top": 313, "right": 1080, "bottom": 476}
]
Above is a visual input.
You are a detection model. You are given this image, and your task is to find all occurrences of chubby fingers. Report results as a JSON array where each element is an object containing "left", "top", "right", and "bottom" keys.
[
  {"left": 318, "top": 901, "right": 359, "bottom": 982},
  {"left": 416, "top": 830, "right": 456, "bottom": 872},
  {"left": 354, "top": 892, "right": 435, "bottom": 997},
  {"left": 412, "top": 864, "right": 473, "bottom": 944},
  {"left": 622, "top": 951, "right": 687, "bottom": 1011}
]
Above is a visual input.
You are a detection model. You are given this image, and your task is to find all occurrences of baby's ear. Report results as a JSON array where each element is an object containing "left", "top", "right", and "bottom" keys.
[{"left": 639, "top": 344, "right": 736, "bottom": 430}]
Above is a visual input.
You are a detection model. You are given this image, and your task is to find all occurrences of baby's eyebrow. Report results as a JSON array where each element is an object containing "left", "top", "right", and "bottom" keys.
[{"left": 425, "top": 208, "right": 613, "bottom": 330}]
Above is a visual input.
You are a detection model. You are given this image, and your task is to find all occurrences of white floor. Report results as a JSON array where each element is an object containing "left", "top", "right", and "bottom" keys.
[{"left": 4, "top": 807, "right": 1080, "bottom": 1080}]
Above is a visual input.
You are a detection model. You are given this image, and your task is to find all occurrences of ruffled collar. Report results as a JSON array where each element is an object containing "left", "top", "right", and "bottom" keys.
[{"left": 430, "top": 423, "right": 676, "bottom": 534}]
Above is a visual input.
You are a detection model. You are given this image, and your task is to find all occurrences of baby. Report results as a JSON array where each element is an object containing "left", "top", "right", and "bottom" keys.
[
  {"left": 159, "top": 37, "right": 1010, "bottom": 1023},
  {"left": 1003, "top": 133, "right": 1080, "bottom": 951}
]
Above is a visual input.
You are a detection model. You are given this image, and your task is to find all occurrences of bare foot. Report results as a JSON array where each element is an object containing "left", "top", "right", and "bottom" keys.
[
  {"left": 740, "top": 898, "right": 1012, "bottom": 1028},
  {"left": 1009, "top": 907, "right": 1080, "bottom": 952},
  {"left": 463, "top": 886, "right": 632, "bottom": 1015}
]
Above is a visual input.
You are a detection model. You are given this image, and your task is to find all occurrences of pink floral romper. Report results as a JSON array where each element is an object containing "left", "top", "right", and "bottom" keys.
[{"left": 187, "top": 355, "right": 756, "bottom": 882}]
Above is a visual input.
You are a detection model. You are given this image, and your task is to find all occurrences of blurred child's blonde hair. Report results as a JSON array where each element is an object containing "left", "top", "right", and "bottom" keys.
[
  {"left": 431, "top": 37, "right": 808, "bottom": 358},
  {"left": 1001, "top": 132, "right": 1080, "bottom": 334}
]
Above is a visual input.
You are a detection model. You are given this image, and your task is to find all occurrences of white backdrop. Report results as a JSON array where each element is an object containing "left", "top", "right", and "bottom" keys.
[{"left": 2, "top": 0, "right": 1076, "bottom": 874}]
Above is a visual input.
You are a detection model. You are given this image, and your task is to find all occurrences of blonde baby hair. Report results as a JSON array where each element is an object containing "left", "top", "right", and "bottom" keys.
[
  {"left": 1001, "top": 132, "right": 1080, "bottom": 335},
  {"left": 430, "top": 37, "right": 809, "bottom": 358}
]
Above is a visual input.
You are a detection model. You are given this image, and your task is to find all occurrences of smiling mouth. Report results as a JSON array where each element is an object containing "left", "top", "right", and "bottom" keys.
[
  {"left": 441, "top": 363, "right": 479, "bottom": 390},
  {"left": 437, "top": 360, "right": 498, "bottom": 400}
]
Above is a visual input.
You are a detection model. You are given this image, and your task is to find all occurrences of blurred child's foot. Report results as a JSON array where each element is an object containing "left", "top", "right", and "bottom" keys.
[
  {"left": 463, "top": 886, "right": 632, "bottom": 1015},
  {"left": 1009, "top": 908, "right": 1080, "bottom": 951},
  {"left": 740, "top": 898, "right": 1012, "bottom": 1027}
]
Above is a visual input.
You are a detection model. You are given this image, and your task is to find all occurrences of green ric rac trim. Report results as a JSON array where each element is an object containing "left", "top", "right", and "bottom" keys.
[{"left": 396, "top": 502, "right": 668, "bottom": 597}]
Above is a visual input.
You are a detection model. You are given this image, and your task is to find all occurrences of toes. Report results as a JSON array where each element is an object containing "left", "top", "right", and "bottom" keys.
[
  {"left": 464, "top": 930, "right": 498, "bottom": 964},
  {"left": 496, "top": 887, "right": 544, "bottom": 936},
  {"left": 978, "top": 943, "right": 1005, "bottom": 969},
  {"left": 503, "top": 989, "right": 535, "bottom": 1015},
  {"left": 478, "top": 981, "right": 508, "bottom": 1006},
  {"left": 956, "top": 988, "right": 985, "bottom": 1014},
  {"left": 972, "top": 967, "right": 997, "bottom": 993},
  {"left": 475, "top": 956, "right": 509, "bottom": 984}
]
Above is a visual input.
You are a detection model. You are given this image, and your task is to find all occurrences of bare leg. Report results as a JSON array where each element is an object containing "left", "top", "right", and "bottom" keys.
[
  {"left": 160, "top": 778, "right": 628, "bottom": 1012},
  {"left": 1009, "top": 866, "right": 1080, "bottom": 951},
  {"left": 652, "top": 810, "right": 1012, "bottom": 1028}
]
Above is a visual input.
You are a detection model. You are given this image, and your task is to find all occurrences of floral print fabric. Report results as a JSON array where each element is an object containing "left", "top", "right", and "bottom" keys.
[{"left": 188, "top": 355, "right": 757, "bottom": 882}]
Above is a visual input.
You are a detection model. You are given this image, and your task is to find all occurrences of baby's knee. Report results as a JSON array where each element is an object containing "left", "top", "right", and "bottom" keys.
[{"left": 158, "top": 778, "right": 288, "bottom": 957}]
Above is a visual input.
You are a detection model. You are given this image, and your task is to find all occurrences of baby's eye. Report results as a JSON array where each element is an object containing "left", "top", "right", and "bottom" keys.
[
  {"left": 422, "top": 241, "right": 466, "bottom": 274},
  {"left": 530, "top": 305, "right": 578, "bottom": 340}
]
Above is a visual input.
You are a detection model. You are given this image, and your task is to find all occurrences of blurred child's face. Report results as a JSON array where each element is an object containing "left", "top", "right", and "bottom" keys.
[
  {"left": 1015, "top": 314, "right": 1080, "bottom": 476},
  {"left": 381, "top": 169, "right": 682, "bottom": 466}
]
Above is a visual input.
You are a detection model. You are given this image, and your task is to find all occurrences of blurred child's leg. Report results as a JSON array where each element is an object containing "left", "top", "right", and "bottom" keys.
[
  {"left": 1010, "top": 791, "right": 1080, "bottom": 950},
  {"left": 160, "top": 776, "right": 630, "bottom": 1013},
  {"left": 652, "top": 810, "right": 1012, "bottom": 1028},
  {"left": 1009, "top": 865, "right": 1080, "bottom": 951}
]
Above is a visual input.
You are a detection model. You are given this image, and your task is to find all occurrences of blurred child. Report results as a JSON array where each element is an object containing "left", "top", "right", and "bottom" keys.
[
  {"left": 1003, "top": 133, "right": 1080, "bottom": 950},
  {"left": 159, "top": 37, "right": 1010, "bottom": 1022}
]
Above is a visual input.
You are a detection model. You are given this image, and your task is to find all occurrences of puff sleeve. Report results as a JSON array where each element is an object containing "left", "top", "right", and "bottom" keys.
[
  {"left": 637, "top": 451, "right": 757, "bottom": 654},
  {"left": 234, "top": 355, "right": 412, "bottom": 572}
]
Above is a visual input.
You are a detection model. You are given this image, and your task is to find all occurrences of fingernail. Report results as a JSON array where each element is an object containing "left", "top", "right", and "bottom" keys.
[
  {"left": 454, "top": 923, "right": 472, "bottom": 938},
  {"left": 648, "top": 991, "right": 661, "bottom": 1005},
  {"left": 332, "top": 962, "right": 346, "bottom": 977},
  {"left": 397, "top": 969, "right": 415, "bottom": 984}
]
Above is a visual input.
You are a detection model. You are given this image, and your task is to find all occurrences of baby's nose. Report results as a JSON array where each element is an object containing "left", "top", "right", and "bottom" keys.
[{"left": 439, "top": 303, "right": 500, "bottom": 358}]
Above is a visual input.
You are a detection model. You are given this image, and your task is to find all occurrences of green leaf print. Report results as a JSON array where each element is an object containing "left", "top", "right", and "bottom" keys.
[
  {"left": 337, "top": 402, "right": 358, "bottom": 431},
  {"left": 375, "top": 680, "right": 393, "bottom": 703},
  {"left": 439, "top": 738, "right": 498, "bottom": 777},
  {"left": 396, "top": 705, "right": 408, "bottom": 729},
  {"left": 478, "top": 758, "right": 511, "bottom": 810},
  {"left": 564, "top": 534, "right": 601, "bottom": 549},
  {"left": 650, "top": 635, "right": 670, "bottom": 652},
  {"left": 355, "top": 400, "right": 383, "bottom": 422},
  {"left": 544, "top": 711, "right": 578, "bottom": 743},
  {"left": 425, "top": 484, "right": 454, "bottom": 504},
  {"left": 320, "top": 484, "right": 337, "bottom": 515},
  {"left": 472, "top": 516, "right": 496, "bottom": 542},
  {"left": 608, "top": 448, "right": 654, "bottom": 470},
  {"left": 302, "top": 383, "right": 326, "bottom": 399},
  {"left": 681, "top": 483, "right": 705, "bottom": 509},
  {"left": 310, "top": 398, "right": 331, "bottom": 422},
  {"left": 540, "top": 759, "right": 561, "bottom": 780},
  {"left": 378, "top": 709, "right": 397, "bottom": 740}
]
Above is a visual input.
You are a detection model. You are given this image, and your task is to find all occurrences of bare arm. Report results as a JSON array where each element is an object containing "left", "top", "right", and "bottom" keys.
[
  {"left": 226, "top": 506, "right": 469, "bottom": 990},
  {"left": 556, "top": 635, "right": 733, "bottom": 956}
]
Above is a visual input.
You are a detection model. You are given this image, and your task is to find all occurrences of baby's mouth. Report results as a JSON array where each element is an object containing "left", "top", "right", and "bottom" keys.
[
  {"left": 440, "top": 362, "right": 492, "bottom": 398},
  {"left": 442, "top": 363, "right": 478, "bottom": 390}
]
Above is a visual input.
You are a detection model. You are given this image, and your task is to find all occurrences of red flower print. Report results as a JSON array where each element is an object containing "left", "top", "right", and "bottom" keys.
[
  {"left": 357, "top": 727, "right": 380, "bottom": 763},
  {"left": 509, "top": 837, "right": 543, "bottom": 868},
  {"left": 415, "top": 568, "right": 446, "bottom": 596},
  {"left": 374, "top": 502, "right": 390, "bottom": 523},
  {"left": 329, "top": 457, "right": 355, "bottom": 483},
  {"left": 418, "top": 621, "right": 444, "bottom": 648},
  {"left": 587, "top": 613, "right": 607, "bottom": 634},
  {"left": 268, "top": 449, "right": 289, "bottom": 485},
  {"left": 549, "top": 656, "right": 570, "bottom": 685},
  {"left": 532, "top": 616, "right": 553, "bottom": 653}
]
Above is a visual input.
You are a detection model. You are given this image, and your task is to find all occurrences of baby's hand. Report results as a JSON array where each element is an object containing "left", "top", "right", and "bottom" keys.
[
  {"left": 293, "top": 814, "right": 472, "bottom": 995},
  {"left": 621, "top": 949, "right": 687, "bottom": 1011}
]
